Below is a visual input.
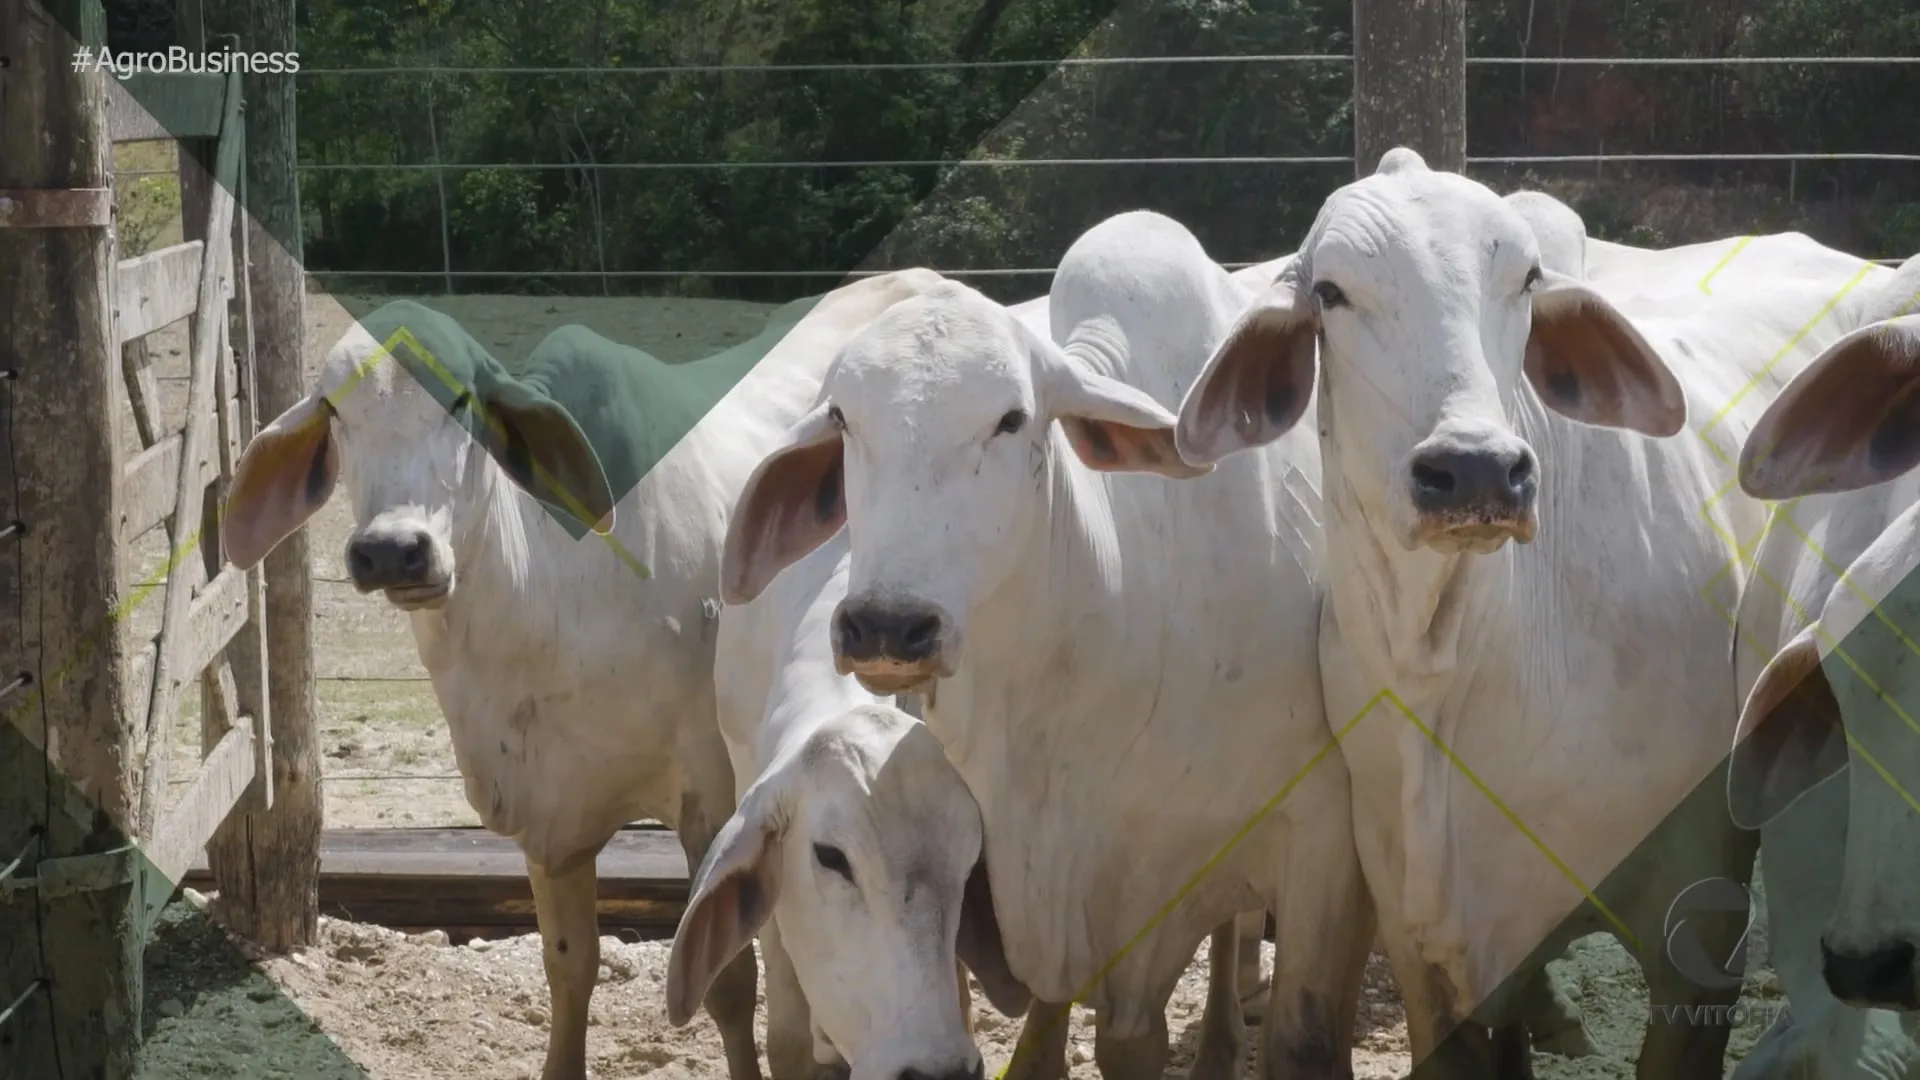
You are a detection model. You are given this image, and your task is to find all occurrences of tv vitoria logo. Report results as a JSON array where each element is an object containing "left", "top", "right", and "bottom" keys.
[{"left": 1652, "top": 876, "right": 1790, "bottom": 1029}]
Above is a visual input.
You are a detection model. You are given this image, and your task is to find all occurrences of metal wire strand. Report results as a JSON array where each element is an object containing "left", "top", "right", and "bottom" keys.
[
  {"left": 0, "top": 979, "right": 48, "bottom": 1031},
  {"left": 0, "top": 829, "right": 38, "bottom": 886}
]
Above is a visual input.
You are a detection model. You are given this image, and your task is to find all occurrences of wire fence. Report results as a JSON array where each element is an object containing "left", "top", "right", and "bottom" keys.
[
  {"left": 271, "top": 52, "right": 1920, "bottom": 291},
  {"left": 122, "top": 49, "right": 1918, "bottom": 813}
]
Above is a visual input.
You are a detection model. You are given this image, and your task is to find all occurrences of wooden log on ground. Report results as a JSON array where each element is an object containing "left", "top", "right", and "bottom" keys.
[{"left": 179, "top": 826, "right": 691, "bottom": 941}]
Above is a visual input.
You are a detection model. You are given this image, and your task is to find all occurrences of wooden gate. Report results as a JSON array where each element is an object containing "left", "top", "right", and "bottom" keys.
[{"left": 108, "top": 66, "right": 273, "bottom": 919}]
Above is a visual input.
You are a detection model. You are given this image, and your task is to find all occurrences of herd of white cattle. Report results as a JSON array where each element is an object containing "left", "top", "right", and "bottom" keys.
[{"left": 220, "top": 147, "right": 1920, "bottom": 1080}]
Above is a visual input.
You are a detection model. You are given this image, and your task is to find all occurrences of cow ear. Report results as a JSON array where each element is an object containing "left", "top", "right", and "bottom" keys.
[
  {"left": 1728, "top": 627, "right": 1849, "bottom": 829},
  {"left": 224, "top": 392, "right": 339, "bottom": 570},
  {"left": 1525, "top": 274, "right": 1687, "bottom": 438},
  {"left": 1020, "top": 318, "right": 1209, "bottom": 480},
  {"left": 1174, "top": 283, "right": 1317, "bottom": 468},
  {"left": 721, "top": 403, "right": 845, "bottom": 606},
  {"left": 1740, "top": 315, "right": 1920, "bottom": 500},
  {"left": 666, "top": 780, "right": 785, "bottom": 1027},
  {"left": 476, "top": 380, "right": 618, "bottom": 536},
  {"left": 955, "top": 855, "right": 1030, "bottom": 1018}
]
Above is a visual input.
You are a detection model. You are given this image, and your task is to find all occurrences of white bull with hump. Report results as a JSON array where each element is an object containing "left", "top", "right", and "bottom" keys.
[
  {"left": 1172, "top": 146, "right": 1883, "bottom": 1077},
  {"left": 220, "top": 270, "right": 948, "bottom": 1080},
  {"left": 1722, "top": 254, "right": 1920, "bottom": 1079},
  {"left": 717, "top": 210, "right": 1373, "bottom": 1080}
]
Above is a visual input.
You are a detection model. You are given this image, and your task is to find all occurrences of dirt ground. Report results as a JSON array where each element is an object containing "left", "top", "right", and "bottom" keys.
[{"left": 110, "top": 141, "right": 1785, "bottom": 1075}]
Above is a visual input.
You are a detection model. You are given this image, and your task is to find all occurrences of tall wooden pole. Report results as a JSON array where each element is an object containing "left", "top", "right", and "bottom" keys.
[
  {"left": 1352, "top": 0, "right": 1468, "bottom": 176},
  {"left": 0, "top": 0, "right": 144, "bottom": 1074},
  {"left": 198, "top": 0, "right": 323, "bottom": 951}
]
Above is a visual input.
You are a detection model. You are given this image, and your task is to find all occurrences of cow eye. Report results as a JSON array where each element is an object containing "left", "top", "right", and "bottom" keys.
[
  {"left": 813, "top": 843, "right": 854, "bottom": 883},
  {"left": 1312, "top": 281, "right": 1348, "bottom": 309},
  {"left": 995, "top": 409, "right": 1028, "bottom": 436},
  {"left": 1523, "top": 266, "right": 1544, "bottom": 293},
  {"left": 827, "top": 405, "right": 845, "bottom": 431}
]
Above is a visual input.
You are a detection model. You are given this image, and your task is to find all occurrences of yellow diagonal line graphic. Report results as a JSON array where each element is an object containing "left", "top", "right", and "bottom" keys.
[
  {"left": 1377, "top": 691, "right": 1639, "bottom": 950},
  {"left": 1697, "top": 235, "right": 1755, "bottom": 295},
  {"left": 1697, "top": 261, "right": 1874, "bottom": 454}
]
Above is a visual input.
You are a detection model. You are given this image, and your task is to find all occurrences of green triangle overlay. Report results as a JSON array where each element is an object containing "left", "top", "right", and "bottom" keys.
[
  {"left": 16, "top": 0, "right": 1130, "bottom": 1072},
  {"left": 1415, "top": 553, "right": 1920, "bottom": 1075}
]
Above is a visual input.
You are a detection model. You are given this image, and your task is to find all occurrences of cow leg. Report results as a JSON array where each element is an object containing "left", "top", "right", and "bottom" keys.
[
  {"left": 761, "top": 918, "right": 837, "bottom": 1080},
  {"left": 678, "top": 811, "right": 767, "bottom": 1080},
  {"left": 1237, "top": 909, "right": 1270, "bottom": 1023},
  {"left": 1002, "top": 999, "right": 1072, "bottom": 1080},
  {"left": 526, "top": 850, "right": 605, "bottom": 1080},
  {"left": 1629, "top": 763, "right": 1758, "bottom": 1080},
  {"left": 1639, "top": 959, "right": 1739, "bottom": 1080},
  {"left": 1189, "top": 921, "right": 1248, "bottom": 1080},
  {"left": 1093, "top": 1009, "right": 1169, "bottom": 1080},
  {"left": 1520, "top": 965, "right": 1592, "bottom": 1058},
  {"left": 1260, "top": 784, "right": 1374, "bottom": 1079}
]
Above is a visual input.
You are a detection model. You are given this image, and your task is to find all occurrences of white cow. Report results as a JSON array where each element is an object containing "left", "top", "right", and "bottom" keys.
[
  {"left": 221, "top": 270, "right": 946, "bottom": 1080},
  {"left": 666, "top": 521, "right": 1032, "bottom": 1080},
  {"left": 1722, "top": 255, "right": 1920, "bottom": 1079},
  {"left": 1172, "top": 146, "right": 1882, "bottom": 1077},
  {"left": 1010, "top": 260, "right": 1287, "bottom": 1038},
  {"left": 719, "top": 209, "right": 1373, "bottom": 1080}
]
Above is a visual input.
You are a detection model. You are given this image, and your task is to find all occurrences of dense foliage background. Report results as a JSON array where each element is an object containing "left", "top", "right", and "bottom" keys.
[{"left": 107, "top": 0, "right": 1920, "bottom": 303}]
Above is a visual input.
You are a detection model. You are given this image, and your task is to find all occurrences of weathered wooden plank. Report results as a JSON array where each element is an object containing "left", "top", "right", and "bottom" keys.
[
  {"left": 106, "top": 72, "right": 226, "bottom": 143},
  {"left": 200, "top": 654, "right": 239, "bottom": 735},
  {"left": 180, "top": 827, "right": 690, "bottom": 941},
  {"left": 122, "top": 337, "right": 162, "bottom": 448},
  {"left": 133, "top": 70, "right": 244, "bottom": 840},
  {"left": 180, "top": 565, "right": 249, "bottom": 686},
  {"left": 115, "top": 240, "right": 203, "bottom": 344},
  {"left": 123, "top": 561, "right": 246, "bottom": 734},
  {"left": 119, "top": 403, "right": 222, "bottom": 545},
  {"left": 145, "top": 723, "right": 255, "bottom": 891}
]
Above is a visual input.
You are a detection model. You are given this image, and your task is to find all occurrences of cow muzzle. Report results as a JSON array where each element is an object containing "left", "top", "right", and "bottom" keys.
[
  {"left": 1406, "top": 437, "right": 1540, "bottom": 553},
  {"left": 1823, "top": 936, "right": 1920, "bottom": 1010},
  {"left": 832, "top": 598, "right": 957, "bottom": 692},
  {"left": 346, "top": 526, "right": 454, "bottom": 610}
]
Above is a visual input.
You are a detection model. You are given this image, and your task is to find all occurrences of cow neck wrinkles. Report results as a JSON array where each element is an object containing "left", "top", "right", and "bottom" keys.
[{"left": 1318, "top": 384, "right": 1540, "bottom": 707}]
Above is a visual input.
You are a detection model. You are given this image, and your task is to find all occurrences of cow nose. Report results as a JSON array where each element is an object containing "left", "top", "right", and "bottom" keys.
[
  {"left": 897, "top": 1062, "right": 984, "bottom": 1080},
  {"left": 1822, "top": 938, "right": 1919, "bottom": 1008},
  {"left": 835, "top": 604, "right": 945, "bottom": 664},
  {"left": 1408, "top": 442, "right": 1538, "bottom": 515},
  {"left": 346, "top": 530, "right": 433, "bottom": 590}
]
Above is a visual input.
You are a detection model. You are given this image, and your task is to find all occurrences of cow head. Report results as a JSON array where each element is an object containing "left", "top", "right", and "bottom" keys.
[
  {"left": 666, "top": 705, "right": 1026, "bottom": 1077},
  {"left": 719, "top": 281, "right": 1203, "bottom": 691},
  {"left": 1728, "top": 496, "right": 1920, "bottom": 1011},
  {"left": 1175, "top": 147, "right": 1687, "bottom": 555},
  {"left": 1729, "top": 290, "right": 1920, "bottom": 1012},
  {"left": 222, "top": 300, "right": 614, "bottom": 610}
]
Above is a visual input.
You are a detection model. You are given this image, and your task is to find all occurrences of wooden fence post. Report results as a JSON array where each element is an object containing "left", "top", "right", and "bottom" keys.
[
  {"left": 0, "top": 0, "right": 145, "bottom": 1075},
  {"left": 201, "top": 0, "right": 323, "bottom": 951},
  {"left": 1352, "top": 0, "right": 1468, "bottom": 176}
]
